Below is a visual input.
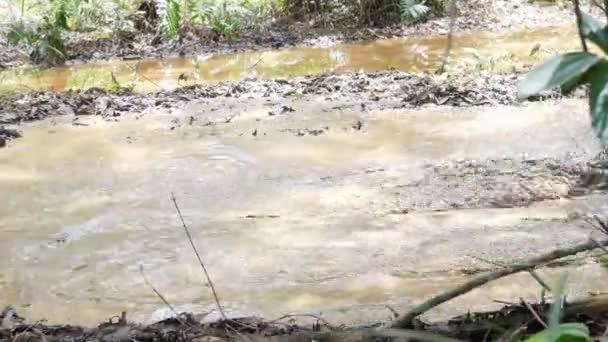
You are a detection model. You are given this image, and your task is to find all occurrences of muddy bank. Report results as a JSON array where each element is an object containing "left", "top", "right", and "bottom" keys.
[
  {"left": 0, "top": 70, "right": 566, "bottom": 133},
  {"left": 0, "top": 0, "right": 574, "bottom": 68},
  {"left": 2, "top": 293, "right": 608, "bottom": 342}
]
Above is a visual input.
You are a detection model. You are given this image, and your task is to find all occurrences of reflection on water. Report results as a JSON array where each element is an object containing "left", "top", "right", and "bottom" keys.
[{"left": 0, "top": 26, "right": 577, "bottom": 93}]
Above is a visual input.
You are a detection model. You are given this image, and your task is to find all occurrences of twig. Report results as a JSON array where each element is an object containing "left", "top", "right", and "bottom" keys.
[
  {"left": 247, "top": 54, "right": 265, "bottom": 70},
  {"left": 171, "top": 193, "right": 227, "bottom": 320},
  {"left": 520, "top": 297, "right": 547, "bottom": 328},
  {"left": 391, "top": 238, "right": 608, "bottom": 328},
  {"left": 590, "top": 236, "right": 608, "bottom": 254},
  {"left": 139, "top": 265, "right": 188, "bottom": 326},
  {"left": 225, "top": 323, "right": 254, "bottom": 342},
  {"left": 469, "top": 255, "right": 552, "bottom": 292},
  {"left": 385, "top": 304, "right": 400, "bottom": 319},
  {"left": 126, "top": 63, "right": 165, "bottom": 91},
  {"left": 591, "top": 0, "right": 607, "bottom": 13},
  {"left": 573, "top": 0, "right": 589, "bottom": 52},
  {"left": 437, "top": 0, "right": 457, "bottom": 74}
]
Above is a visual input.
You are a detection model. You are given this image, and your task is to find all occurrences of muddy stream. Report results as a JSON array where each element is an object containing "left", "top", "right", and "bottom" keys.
[
  {"left": 0, "top": 26, "right": 579, "bottom": 93},
  {"left": 1, "top": 26, "right": 608, "bottom": 327}
]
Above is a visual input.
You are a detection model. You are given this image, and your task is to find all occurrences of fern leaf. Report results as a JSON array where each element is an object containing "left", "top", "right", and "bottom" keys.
[{"left": 156, "top": 0, "right": 181, "bottom": 40}]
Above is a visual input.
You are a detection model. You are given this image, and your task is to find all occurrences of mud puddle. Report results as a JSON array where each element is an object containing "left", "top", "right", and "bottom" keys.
[
  {"left": 1, "top": 97, "right": 607, "bottom": 326},
  {"left": 0, "top": 26, "right": 578, "bottom": 93}
]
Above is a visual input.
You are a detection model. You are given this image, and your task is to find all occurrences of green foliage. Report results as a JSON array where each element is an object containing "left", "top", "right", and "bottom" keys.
[
  {"left": 191, "top": 0, "right": 267, "bottom": 39},
  {"left": 7, "top": 2, "right": 70, "bottom": 66},
  {"left": 157, "top": 0, "right": 182, "bottom": 40},
  {"left": 400, "top": 0, "right": 430, "bottom": 24},
  {"left": 525, "top": 323, "right": 591, "bottom": 342},
  {"left": 524, "top": 274, "right": 591, "bottom": 342},
  {"left": 518, "top": 12, "right": 608, "bottom": 143}
]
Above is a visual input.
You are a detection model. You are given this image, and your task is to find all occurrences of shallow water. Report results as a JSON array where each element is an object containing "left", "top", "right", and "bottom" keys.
[
  {"left": 1, "top": 98, "right": 607, "bottom": 326},
  {"left": 0, "top": 26, "right": 577, "bottom": 93}
]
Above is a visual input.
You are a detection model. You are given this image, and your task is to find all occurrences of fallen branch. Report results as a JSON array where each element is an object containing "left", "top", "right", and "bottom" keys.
[
  {"left": 468, "top": 255, "right": 552, "bottom": 292},
  {"left": 564, "top": 294, "right": 608, "bottom": 315},
  {"left": 391, "top": 238, "right": 608, "bottom": 328},
  {"left": 171, "top": 193, "right": 227, "bottom": 320}
]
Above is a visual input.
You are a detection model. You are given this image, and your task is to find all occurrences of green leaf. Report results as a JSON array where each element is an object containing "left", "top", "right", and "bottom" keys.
[
  {"left": 599, "top": 255, "right": 608, "bottom": 268},
  {"left": 54, "top": 2, "right": 69, "bottom": 30},
  {"left": 581, "top": 12, "right": 608, "bottom": 54},
  {"left": 518, "top": 52, "right": 601, "bottom": 99},
  {"left": 586, "top": 61, "right": 608, "bottom": 143},
  {"left": 7, "top": 21, "right": 30, "bottom": 45},
  {"left": 560, "top": 74, "right": 585, "bottom": 95},
  {"left": 157, "top": 0, "right": 181, "bottom": 40},
  {"left": 525, "top": 323, "right": 590, "bottom": 342}
]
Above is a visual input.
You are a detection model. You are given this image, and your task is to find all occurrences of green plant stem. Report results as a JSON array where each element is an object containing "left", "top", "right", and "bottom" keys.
[{"left": 573, "top": 0, "right": 589, "bottom": 52}]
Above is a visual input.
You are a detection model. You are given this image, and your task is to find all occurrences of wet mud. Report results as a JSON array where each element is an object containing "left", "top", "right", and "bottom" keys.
[{"left": 0, "top": 70, "right": 566, "bottom": 130}]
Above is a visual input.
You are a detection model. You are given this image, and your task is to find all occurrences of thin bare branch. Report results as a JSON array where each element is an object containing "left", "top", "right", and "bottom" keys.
[
  {"left": 590, "top": 236, "right": 608, "bottom": 254},
  {"left": 139, "top": 265, "right": 189, "bottom": 326},
  {"left": 520, "top": 298, "right": 547, "bottom": 328},
  {"left": 391, "top": 238, "right": 608, "bottom": 328},
  {"left": 469, "top": 255, "right": 552, "bottom": 292},
  {"left": 126, "top": 62, "right": 165, "bottom": 90},
  {"left": 591, "top": 0, "right": 607, "bottom": 13},
  {"left": 171, "top": 193, "right": 227, "bottom": 320}
]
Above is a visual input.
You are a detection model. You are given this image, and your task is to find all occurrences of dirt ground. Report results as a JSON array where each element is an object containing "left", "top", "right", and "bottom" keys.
[{"left": 0, "top": 70, "right": 564, "bottom": 126}]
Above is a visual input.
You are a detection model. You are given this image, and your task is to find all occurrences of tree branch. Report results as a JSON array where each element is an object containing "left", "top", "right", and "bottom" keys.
[{"left": 391, "top": 238, "right": 608, "bottom": 328}]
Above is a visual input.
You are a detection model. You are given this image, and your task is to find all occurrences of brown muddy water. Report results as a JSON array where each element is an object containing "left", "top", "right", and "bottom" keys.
[
  {"left": 1, "top": 96, "right": 608, "bottom": 326},
  {"left": 0, "top": 26, "right": 578, "bottom": 93}
]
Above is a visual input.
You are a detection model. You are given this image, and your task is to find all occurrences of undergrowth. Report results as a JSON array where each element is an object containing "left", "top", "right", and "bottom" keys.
[{"left": 0, "top": 0, "right": 453, "bottom": 65}]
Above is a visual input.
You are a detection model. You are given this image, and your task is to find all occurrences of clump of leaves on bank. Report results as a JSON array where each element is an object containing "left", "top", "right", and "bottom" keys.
[{"left": 518, "top": 11, "right": 608, "bottom": 143}]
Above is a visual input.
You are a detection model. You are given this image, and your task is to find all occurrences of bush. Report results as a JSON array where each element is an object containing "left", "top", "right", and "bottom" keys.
[{"left": 7, "top": 3, "right": 70, "bottom": 66}]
